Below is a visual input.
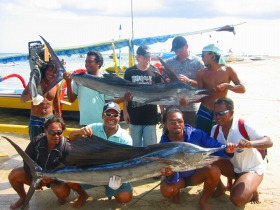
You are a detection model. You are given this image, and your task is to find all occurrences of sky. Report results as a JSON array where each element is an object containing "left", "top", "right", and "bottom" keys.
[{"left": 0, "top": 0, "right": 279, "bottom": 55}]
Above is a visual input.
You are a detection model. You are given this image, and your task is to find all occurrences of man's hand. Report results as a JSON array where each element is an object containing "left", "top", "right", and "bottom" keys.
[
  {"left": 109, "top": 175, "right": 122, "bottom": 190},
  {"left": 78, "top": 126, "right": 93, "bottom": 137},
  {"left": 225, "top": 143, "right": 237, "bottom": 153},
  {"left": 160, "top": 166, "right": 174, "bottom": 176},
  {"left": 63, "top": 72, "right": 72, "bottom": 82},
  {"left": 123, "top": 91, "right": 133, "bottom": 102}
]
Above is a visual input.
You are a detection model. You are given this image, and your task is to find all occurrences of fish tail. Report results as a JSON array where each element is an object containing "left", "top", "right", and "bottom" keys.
[{"left": 2, "top": 136, "right": 42, "bottom": 210}]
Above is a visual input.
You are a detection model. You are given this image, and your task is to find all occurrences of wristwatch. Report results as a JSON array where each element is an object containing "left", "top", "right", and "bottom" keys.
[{"left": 187, "top": 79, "right": 192, "bottom": 86}]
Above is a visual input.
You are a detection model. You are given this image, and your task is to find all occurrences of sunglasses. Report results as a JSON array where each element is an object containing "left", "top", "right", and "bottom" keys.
[
  {"left": 47, "top": 130, "right": 63, "bottom": 136},
  {"left": 201, "top": 52, "right": 212, "bottom": 57},
  {"left": 214, "top": 110, "right": 230, "bottom": 117},
  {"left": 167, "top": 120, "right": 184, "bottom": 125},
  {"left": 104, "top": 112, "right": 120, "bottom": 118}
]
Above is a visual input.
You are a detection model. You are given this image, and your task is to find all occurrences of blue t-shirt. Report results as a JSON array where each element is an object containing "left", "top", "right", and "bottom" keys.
[{"left": 160, "top": 125, "right": 225, "bottom": 182}]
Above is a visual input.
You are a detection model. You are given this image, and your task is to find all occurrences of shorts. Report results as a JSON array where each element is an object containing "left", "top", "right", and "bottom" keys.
[
  {"left": 195, "top": 105, "right": 215, "bottom": 135},
  {"left": 29, "top": 114, "right": 53, "bottom": 141},
  {"left": 81, "top": 182, "right": 132, "bottom": 199}
]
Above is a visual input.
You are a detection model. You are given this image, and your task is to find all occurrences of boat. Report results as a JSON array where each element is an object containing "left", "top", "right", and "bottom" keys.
[
  {"left": 109, "top": 53, "right": 121, "bottom": 59},
  {"left": 249, "top": 55, "right": 265, "bottom": 61},
  {"left": 0, "top": 74, "right": 80, "bottom": 120}
]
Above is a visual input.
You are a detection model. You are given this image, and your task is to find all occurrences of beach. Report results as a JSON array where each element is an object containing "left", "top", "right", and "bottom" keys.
[{"left": 0, "top": 57, "right": 280, "bottom": 210}]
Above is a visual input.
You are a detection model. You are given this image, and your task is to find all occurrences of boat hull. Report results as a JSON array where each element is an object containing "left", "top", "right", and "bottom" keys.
[{"left": 0, "top": 88, "right": 80, "bottom": 120}]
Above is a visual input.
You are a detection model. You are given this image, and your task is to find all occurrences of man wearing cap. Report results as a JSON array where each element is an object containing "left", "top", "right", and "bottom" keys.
[
  {"left": 123, "top": 45, "right": 163, "bottom": 146},
  {"left": 165, "top": 36, "right": 204, "bottom": 127},
  {"left": 69, "top": 101, "right": 133, "bottom": 204},
  {"left": 196, "top": 44, "right": 246, "bottom": 134}
]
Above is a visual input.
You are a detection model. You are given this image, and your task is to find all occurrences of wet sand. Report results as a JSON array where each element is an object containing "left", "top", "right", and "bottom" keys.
[{"left": 1, "top": 57, "right": 280, "bottom": 209}]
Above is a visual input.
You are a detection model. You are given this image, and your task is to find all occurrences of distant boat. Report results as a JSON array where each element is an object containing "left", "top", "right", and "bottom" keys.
[
  {"left": 0, "top": 62, "right": 19, "bottom": 67},
  {"left": 249, "top": 56, "right": 265, "bottom": 61},
  {"left": 109, "top": 53, "right": 121, "bottom": 59},
  {"left": 224, "top": 55, "right": 245, "bottom": 62}
]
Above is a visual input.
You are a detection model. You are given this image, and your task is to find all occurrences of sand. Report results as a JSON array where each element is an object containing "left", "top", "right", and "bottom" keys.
[{"left": 0, "top": 57, "right": 280, "bottom": 210}]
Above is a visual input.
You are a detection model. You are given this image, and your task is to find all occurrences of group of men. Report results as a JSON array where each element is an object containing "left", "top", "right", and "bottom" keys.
[{"left": 14, "top": 36, "right": 272, "bottom": 210}]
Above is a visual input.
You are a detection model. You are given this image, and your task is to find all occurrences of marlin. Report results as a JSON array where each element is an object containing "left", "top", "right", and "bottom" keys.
[
  {"left": 2, "top": 135, "right": 223, "bottom": 209},
  {"left": 72, "top": 73, "right": 207, "bottom": 106},
  {"left": 28, "top": 36, "right": 65, "bottom": 105},
  {"left": 72, "top": 56, "right": 208, "bottom": 106}
]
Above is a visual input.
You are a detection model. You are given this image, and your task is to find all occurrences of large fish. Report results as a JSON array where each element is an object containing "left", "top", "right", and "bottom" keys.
[
  {"left": 27, "top": 36, "right": 65, "bottom": 105},
  {"left": 39, "top": 36, "right": 65, "bottom": 94},
  {"left": 72, "top": 73, "right": 207, "bottom": 106},
  {"left": 2, "top": 135, "right": 223, "bottom": 209}
]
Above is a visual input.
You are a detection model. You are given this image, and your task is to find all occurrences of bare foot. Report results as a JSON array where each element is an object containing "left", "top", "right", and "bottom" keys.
[
  {"left": 251, "top": 191, "right": 260, "bottom": 204},
  {"left": 58, "top": 198, "right": 68, "bottom": 205},
  {"left": 199, "top": 202, "right": 211, "bottom": 210},
  {"left": 212, "top": 184, "right": 227, "bottom": 198},
  {"left": 171, "top": 192, "right": 180, "bottom": 204},
  {"left": 10, "top": 198, "right": 26, "bottom": 210},
  {"left": 72, "top": 192, "right": 89, "bottom": 208}
]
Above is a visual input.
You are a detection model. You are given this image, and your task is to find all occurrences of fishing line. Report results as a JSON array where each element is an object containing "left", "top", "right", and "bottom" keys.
[
  {"left": 127, "top": 175, "right": 173, "bottom": 209},
  {"left": 126, "top": 178, "right": 165, "bottom": 209}
]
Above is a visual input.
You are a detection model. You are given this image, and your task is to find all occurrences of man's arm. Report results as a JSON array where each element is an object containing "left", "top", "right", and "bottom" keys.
[
  {"left": 63, "top": 72, "right": 77, "bottom": 103},
  {"left": 69, "top": 126, "right": 93, "bottom": 140},
  {"left": 227, "top": 66, "right": 246, "bottom": 93},
  {"left": 20, "top": 84, "right": 32, "bottom": 103},
  {"left": 53, "top": 84, "right": 61, "bottom": 117}
]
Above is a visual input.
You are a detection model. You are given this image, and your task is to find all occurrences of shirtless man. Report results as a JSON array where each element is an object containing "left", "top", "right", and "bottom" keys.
[
  {"left": 21, "top": 62, "right": 61, "bottom": 141},
  {"left": 195, "top": 44, "right": 245, "bottom": 134}
]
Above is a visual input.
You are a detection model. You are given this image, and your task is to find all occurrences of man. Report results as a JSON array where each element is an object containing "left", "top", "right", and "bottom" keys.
[
  {"left": 69, "top": 102, "right": 133, "bottom": 204},
  {"left": 123, "top": 45, "right": 163, "bottom": 146},
  {"left": 196, "top": 44, "right": 246, "bottom": 134},
  {"left": 211, "top": 97, "right": 273, "bottom": 207},
  {"left": 159, "top": 108, "right": 235, "bottom": 210},
  {"left": 21, "top": 62, "right": 61, "bottom": 141},
  {"left": 63, "top": 51, "right": 130, "bottom": 126},
  {"left": 8, "top": 117, "right": 88, "bottom": 209},
  {"left": 165, "top": 36, "right": 204, "bottom": 126}
]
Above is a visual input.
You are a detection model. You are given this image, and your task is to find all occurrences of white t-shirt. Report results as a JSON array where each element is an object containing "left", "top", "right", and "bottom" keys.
[{"left": 210, "top": 116, "right": 265, "bottom": 175}]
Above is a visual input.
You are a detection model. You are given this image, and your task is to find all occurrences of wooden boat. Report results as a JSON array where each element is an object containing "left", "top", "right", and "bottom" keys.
[{"left": 0, "top": 74, "right": 80, "bottom": 120}]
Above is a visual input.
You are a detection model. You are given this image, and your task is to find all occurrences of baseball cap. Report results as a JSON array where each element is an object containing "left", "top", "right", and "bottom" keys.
[
  {"left": 171, "top": 36, "right": 187, "bottom": 52},
  {"left": 202, "top": 44, "right": 221, "bottom": 55},
  {"left": 202, "top": 44, "right": 226, "bottom": 65},
  {"left": 103, "top": 102, "right": 121, "bottom": 114},
  {"left": 136, "top": 46, "right": 152, "bottom": 58}
]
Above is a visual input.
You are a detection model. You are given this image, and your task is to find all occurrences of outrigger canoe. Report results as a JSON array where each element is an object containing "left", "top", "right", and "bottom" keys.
[{"left": 0, "top": 74, "right": 79, "bottom": 120}]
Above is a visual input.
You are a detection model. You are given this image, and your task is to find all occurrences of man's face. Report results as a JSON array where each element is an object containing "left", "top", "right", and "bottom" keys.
[
  {"left": 175, "top": 44, "right": 189, "bottom": 59},
  {"left": 85, "top": 55, "right": 99, "bottom": 75},
  {"left": 102, "top": 109, "right": 120, "bottom": 129},
  {"left": 45, "top": 66, "right": 57, "bottom": 82},
  {"left": 213, "top": 103, "right": 233, "bottom": 126},
  {"left": 165, "top": 112, "right": 185, "bottom": 136}
]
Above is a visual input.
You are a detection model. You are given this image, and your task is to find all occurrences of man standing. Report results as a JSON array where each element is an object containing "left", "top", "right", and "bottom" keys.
[
  {"left": 123, "top": 46, "right": 162, "bottom": 146},
  {"left": 21, "top": 62, "right": 61, "bottom": 141},
  {"left": 165, "top": 36, "right": 204, "bottom": 127},
  {"left": 196, "top": 44, "right": 246, "bottom": 134},
  {"left": 63, "top": 51, "right": 128, "bottom": 126}
]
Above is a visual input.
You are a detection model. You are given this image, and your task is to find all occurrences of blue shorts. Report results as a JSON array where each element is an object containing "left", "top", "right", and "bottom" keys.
[
  {"left": 195, "top": 105, "right": 215, "bottom": 135},
  {"left": 29, "top": 114, "right": 53, "bottom": 141}
]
